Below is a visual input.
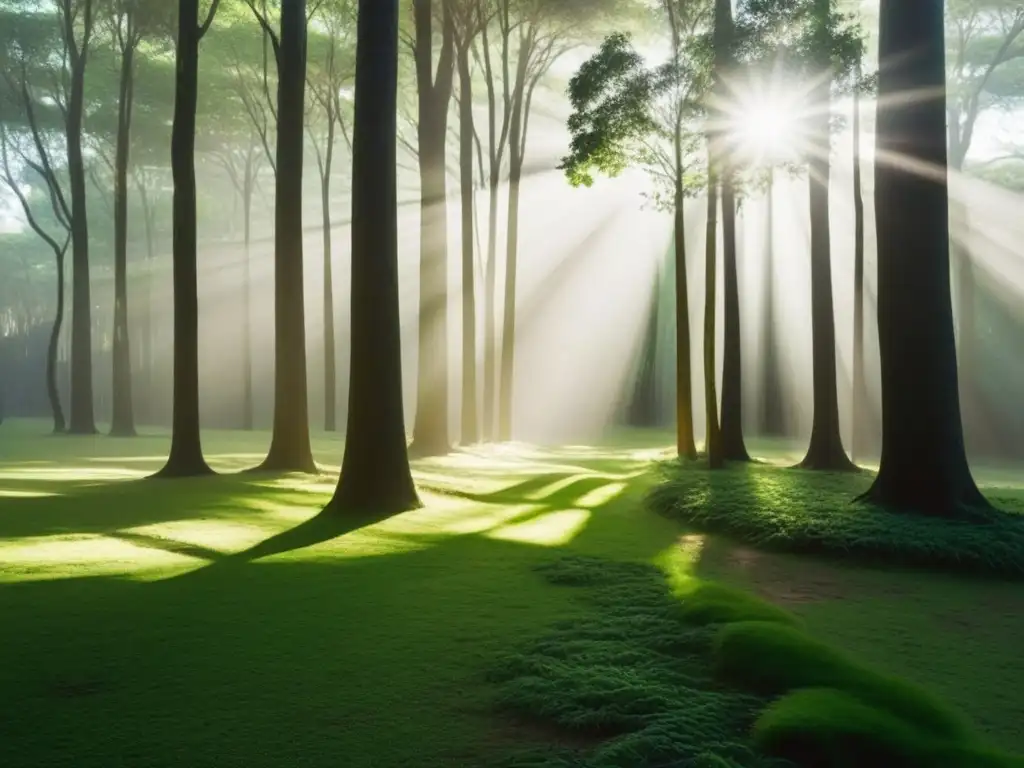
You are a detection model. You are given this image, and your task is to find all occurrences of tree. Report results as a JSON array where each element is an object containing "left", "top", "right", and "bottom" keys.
[
  {"left": 0, "top": 111, "right": 70, "bottom": 435},
  {"left": 103, "top": 0, "right": 172, "bottom": 437},
  {"left": 560, "top": 9, "right": 709, "bottom": 460},
  {"left": 850, "top": 49, "right": 866, "bottom": 462},
  {"left": 738, "top": 0, "right": 863, "bottom": 471},
  {"left": 409, "top": 0, "right": 456, "bottom": 457},
  {"left": 452, "top": 0, "right": 487, "bottom": 446},
  {"left": 56, "top": 0, "right": 99, "bottom": 434},
  {"left": 307, "top": 0, "right": 354, "bottom": 434},
  {"left": 156, "top": 0, "right": 222, "bottom": 478},
  {"left": 327, "top": 0, "right": 420, "bottom": 514},
  {"left": 248, "top": 0, "right": 317, "bottom": 473},
  {"left": 858, "top": 0, "right": 989, "bottom": 516}
]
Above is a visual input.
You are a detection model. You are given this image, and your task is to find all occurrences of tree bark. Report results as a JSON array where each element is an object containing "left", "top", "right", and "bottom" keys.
[
  {"left": 720, "top": 170, "right": 749, "bottom": 460},
  {"left": 799, "top": 59, "right": 855, "bottom": 471},
  {"left": 157, "top": 0, "right": 218, "bottom": 478},
  {"left": 66, "top": 0, "right": 96, "bottom": 435},
  {"left": 258, "top": 0, "right": 316, "bottom": 473},
  {"left": 674, "top": 188, "right": 696, "bottom": 459},
  {"left": 859, "top": 0, "right": 988, "bottom": 515},
  {"left": 457, "top": 45, "right": 478, "bottom": 445},
  {"left": 322, "top": 121, "right": 337, "bottom": 433},
  {"left": 411, "top": 0, "right": 455, "bottom": 457},
  {"left": 703, "top": 170, "right": 722, "bottom": 468},
  {"left": 851, "top": 66, "right": 867, "bottom": 463},
  {"left": 242, "top": 161, "right": 255, "bottom": 430},
  {"left": 47, "top": 251, "right": 68, "bottom": 434},
  {"left": 328, "top": 0, "right": 419, "bottom": 514},
  {"left": 111, "top": 40, "right": 137, "bottom": 437}
]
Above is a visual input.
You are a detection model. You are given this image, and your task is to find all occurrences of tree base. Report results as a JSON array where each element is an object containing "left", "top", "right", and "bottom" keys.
[
  {"left": 152, "top": 459, "right": 216, "bottom": 479},
  {"left": 323, "top": 484, "right": 422, "bottom": 520},
  {"left": 855, "top": 475, "right": 996, "bottom": 522},
  {"left": 797, "top": 449, "right": 860, "bottom": 472},
  {"left": 248, "top": 454, "right": 319, "bottom": 475},
  {"left": 109, "top": 426, "right": 137, "bottom": 438}
]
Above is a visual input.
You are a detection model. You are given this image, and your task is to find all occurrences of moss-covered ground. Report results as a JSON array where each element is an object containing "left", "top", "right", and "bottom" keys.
[{"left": 0, "top": 421, "right": 1022, "bottom": 765}]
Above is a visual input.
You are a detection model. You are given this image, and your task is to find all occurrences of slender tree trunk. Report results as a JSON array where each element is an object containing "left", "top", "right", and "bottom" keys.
[
  {"left": 242, "top": 170, "right": 254, "bottom": 430},
  {"left": 498, "top": 148, "right": 522, "bottom": 443},
  {"left": 322, "top": 122, "right": 337, "bottom": 433},
  {"left": 411, "top": 0, "right": 454, "bottom": 457},
  {"left": 258, "top": 0, "right": 316, "bottom": 473},
  {"left": 137, "top": 178, "right": 155, "bottom": 426},
  {"left": 703, "top": 170, "right": 722, "bottom": 468},
  {"left": 48, "top": 252, "right": 68, "bottom": 433},
  {"left": 328, "top": 0, "right": 419, "bottom": 514},
  {"left": 111, "top": 43, "right": 136, "bottom": 437},
  {"left": 760, "top": 167, "right": 785, "bottom": 437},
  {"left": 860, "top": 0, "right": 987, "bottom": 515},
  {"left": 157, "top": 0, "right": 215, "bottom": 477},
  {"left": 800, "top": 67, "right": 855, "bottom": 471},
  {"left": 720, "top": 170, "right": 749, "bottom": 460},
  {"left": 851, "top": 69, "right": 866, "bottom": 463},
  {"left": 483, "top": 174, "right": 499, "bottom": 440},
  {"left": 674, "top": 187, "right": 697, "bottom": 459},
  {"left": 66, "top": 9, "right": 96, "bottom": 435},
  {"left": 457, "top": 45, "right": 478, "bottom": 445}
]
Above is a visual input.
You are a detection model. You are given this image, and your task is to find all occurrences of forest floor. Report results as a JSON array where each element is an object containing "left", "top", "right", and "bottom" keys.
[{"left": 0, "top": 420, "right": 1022, "bottom": 766}]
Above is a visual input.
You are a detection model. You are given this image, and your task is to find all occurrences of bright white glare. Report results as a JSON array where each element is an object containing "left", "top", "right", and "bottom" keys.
[{"left": 723, "top": 81, "right": 810, "bottom": 165}]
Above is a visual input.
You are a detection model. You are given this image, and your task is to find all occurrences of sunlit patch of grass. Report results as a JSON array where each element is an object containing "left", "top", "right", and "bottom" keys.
[
  {"left": 487, "top": 508, "right": 592, "bottom": 546},
  {"left": 648, "top": 461, "right": 1024, "bottom": 577}
]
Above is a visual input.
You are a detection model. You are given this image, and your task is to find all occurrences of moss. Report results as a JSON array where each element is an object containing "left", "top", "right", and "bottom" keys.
[
  {"left": 679, "top": 582, "right": 801, "bottom": 628},
  {"left": 713, "top": 621, "right": 972, "bottom": 740},
  {"left": 647, "top": 461, "right": 1024, "bottom": 577}
]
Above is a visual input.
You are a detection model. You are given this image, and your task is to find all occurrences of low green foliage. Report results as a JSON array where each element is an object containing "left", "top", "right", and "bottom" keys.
[
  {"left": 648, "top": 461, "right": 1024, "bottom": 577},
  {"left": 493, "top": 556, "right": 1023, "bottom": 768}
]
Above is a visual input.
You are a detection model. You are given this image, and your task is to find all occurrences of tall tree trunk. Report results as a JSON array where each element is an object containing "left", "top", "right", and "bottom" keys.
[
  {"left": 851, "top": 65, "right": 866, "bottom": 463},
  {"left": 157, "top": 0, "right": 217, "bottom": 478},
  {"left": 137, "top": 177, "right": 156, "bottom": 426},
  {"left": 242, "top": 168, "right": 254, "bottom": 430},
  {"left": 720, "top": 170, "right": 749, "bottom": 460},
  {"left": 674, "top": 187, "right": 696, "bottom": 459},
  {"left": 48, "top": 251, "right": 68, "bottom": 433},
  {"left": 411, "top": 0, "right": 454, "bottom": 457},
  {"left": 457, "top": 45, "right": 478, "bottom": 445},
  {"left": 322, "top": 123, "right": 337, "bottom": 433},
  {"left": 799, "top": 65, "right": 855, "bottom": 471},
  {"left": 859, "top": 0, "right": 987, "bottom": 515},
  {"left": 258, "top": 0, "right": 316, "bottom": 473},
  {"left": 483, "top": 173, "right": 499, "bottom": 440},
  {"left": 328, "top": 0, "right": 419, "bottom": 514},
  {"left": 760, "top": 167, "right": 785, "bottom": 437},
  {"left": 111, "top": 43, "right": 136, "bottom": 437},
  {"left": 66, "top": 3, "right": 96, "bottom": 435},
  {"left": 703, "top": 170, "right": 722, "bottom": 468}
]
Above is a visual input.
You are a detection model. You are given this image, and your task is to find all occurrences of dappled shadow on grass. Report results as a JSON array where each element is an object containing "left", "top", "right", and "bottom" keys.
[{"left": 648, "top": 460, "right": 1024, "bottom": 578}]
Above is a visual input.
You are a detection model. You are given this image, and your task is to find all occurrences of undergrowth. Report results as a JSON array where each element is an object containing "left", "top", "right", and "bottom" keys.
[
  {"left": 491, "top": 556, "right": 1024, "bottom": 768},
  {"left": 647, "top": 461, "right": 1024, "bottom": 577}
]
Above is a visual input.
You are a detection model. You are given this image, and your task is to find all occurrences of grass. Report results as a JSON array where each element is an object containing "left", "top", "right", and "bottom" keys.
[
  {"left": 1, "top": 420, "right": 1023, "bottom": 764},
  {"left": 648, "top": 459, "right": 1024, "bottom": 577},
  {"left": 488, "top": 556, "right": 1023, "bottom": 767}
]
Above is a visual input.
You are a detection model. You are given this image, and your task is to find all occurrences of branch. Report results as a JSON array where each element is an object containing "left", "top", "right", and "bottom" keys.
[
  {"left": 199, "top": 0, "right": 224, "bottom": 40},
  {"left": 246, "top": 0, "right": 281, "bottom": 61}
]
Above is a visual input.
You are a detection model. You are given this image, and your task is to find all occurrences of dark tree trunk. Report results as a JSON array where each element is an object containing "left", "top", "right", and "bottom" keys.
[
  {"left": 258, "top": 0, "right": 316, "bottom": 473},
  {"left": 851, "top": 65, "right": 867, "bottom": 463},
  {"left": 720, "top": 171, "right": 749, "bottom": 460},
  {"left": 760, "top": 167, "right": 786, "bottom": 437},
  {"left": 137, "top": 177, "right": 156, "bottom": 426},
  {"left": 242, "top": 166, "right": 254, "bottom": 430},
  {"left": 66, "top": 2, "right": 96, "bottom": 435},
  {"left": 48, "top": 252, "right": 68, "bottom": 434},
  {"left": 799, "top": 70, "right": 856, "bottom": 471},
  {"left": 411, "top": 0, "right": 454, "bottom": 457},
  {"left": 859, "top": 0, "right": 988, "bottom": 515},
  {"left": 457, "top": 45, "right": 478, "bottom": 445},
  {"left": 111, "top": 42, "right": 137, "bottom": 437},
  {"left": 328, "top": 0, "right": 419, "bottom": 514},
  {"left": 703, "top": 172, "right": 722, "bottom": 468},
  {"left": 157, "top": 0, "right": 217, "bottom": 478},
  {"left": 674, "top": 190, "right": 697, "bottom": 459}
]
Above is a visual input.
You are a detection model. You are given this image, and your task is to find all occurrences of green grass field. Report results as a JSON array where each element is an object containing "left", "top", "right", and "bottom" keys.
[{"left": 1, "top": 420, "right": 1022, "bottom": 765}]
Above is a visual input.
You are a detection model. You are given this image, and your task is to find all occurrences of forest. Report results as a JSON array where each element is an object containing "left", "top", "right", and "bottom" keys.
[{"left": 1, "top": 0, "right": 1023, "bottom": 766}]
